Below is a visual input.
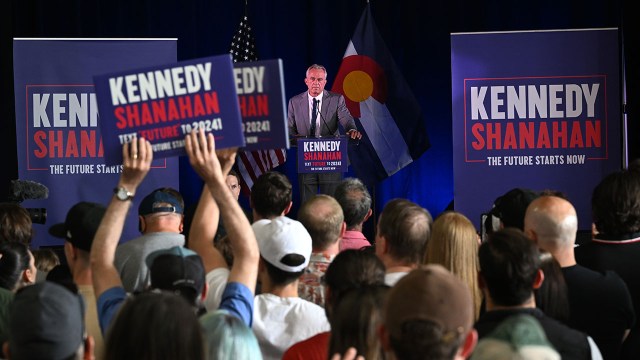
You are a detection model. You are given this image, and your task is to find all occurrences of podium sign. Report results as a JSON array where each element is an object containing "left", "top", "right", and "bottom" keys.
[{"left": 297, "top": 137, "right": 347, "bottom": 173}]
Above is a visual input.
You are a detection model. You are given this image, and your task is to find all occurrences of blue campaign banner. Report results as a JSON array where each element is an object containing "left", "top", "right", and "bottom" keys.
[
  {"left": 234, "top": 59, "right": 289, "bottom": 151},
  {"left": 13, "top": 38, "right": 179, "bottom": 248},
  {"left": 297, "top": 137, "right": 347, "bottom": 173},
  {"left": 451, "top": 29, "right": 622, "bottom": 231},
  {"left": 94, "top": 54, "right": 244, "bottom": 165}
]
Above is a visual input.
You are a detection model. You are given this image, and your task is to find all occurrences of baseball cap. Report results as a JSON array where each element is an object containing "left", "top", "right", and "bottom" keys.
[
  {"left": 145, "top": 246, "right": 205, "bottom": 295},
  {"left": 471, "top": 314, "right": 560, "bottom": 360},
  {"left": 49, "top": 201, "right": 106, "bottom": 252},
  {"left": 139, "top": 189, "right": 184, "bottom": 216},
  {"left": 385, "top": 265, "right": 474, "bottom": 342},
  {"left": 490, "top": 188, "right": 539, "bottom": 230},
  {"left": 252, "top": 216, "right": 312, "bottom": 272},
  {"left": 9, "top": 281, "right": 85, "bottom": 360}
]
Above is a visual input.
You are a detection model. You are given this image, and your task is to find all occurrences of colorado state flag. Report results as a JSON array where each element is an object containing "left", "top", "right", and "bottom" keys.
[{"left": 332, "top": 5, "right": 430, "bottom": 184}]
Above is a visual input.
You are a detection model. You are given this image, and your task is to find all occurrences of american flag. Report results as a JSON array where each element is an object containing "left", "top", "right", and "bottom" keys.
[{"left": 229, "top": 14, "right": 286, "bottom": 191}]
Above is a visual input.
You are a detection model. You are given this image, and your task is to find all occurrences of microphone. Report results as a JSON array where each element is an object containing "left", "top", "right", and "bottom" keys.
[
  {"left": 7, "top": 179, "right": 49, "bottom": 225},
  {"left": 9, "top": 179, "right": 49, "bottom": 202}
]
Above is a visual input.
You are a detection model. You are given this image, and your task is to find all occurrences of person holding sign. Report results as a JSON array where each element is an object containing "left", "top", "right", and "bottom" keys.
[{"left": 288, "top": 64, "right": 361, "bottom": 206}]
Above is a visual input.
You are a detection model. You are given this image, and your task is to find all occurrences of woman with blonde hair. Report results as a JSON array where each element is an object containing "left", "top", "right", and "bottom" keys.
[{"left": 424, "top": 211, "right": 483, "bottom": 319}]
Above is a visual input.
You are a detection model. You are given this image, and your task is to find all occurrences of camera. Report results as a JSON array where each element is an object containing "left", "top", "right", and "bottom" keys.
[
  {"left": 9, "top": 179, "right": 49, "bottom": 225},
  {"left": 26, "top": 207, "right": 47, "bottom": 225}
]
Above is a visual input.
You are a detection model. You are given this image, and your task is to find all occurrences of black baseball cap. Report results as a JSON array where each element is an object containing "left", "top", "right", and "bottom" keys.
[
  {"left": 49, "top": 201, "right": 106, "bottom": 252},
  {"left": 145, "top": 246, "right": 205, "bottom": 297},
  {"left": 489, "top": 188, "right": 539, "bottom": 230}
]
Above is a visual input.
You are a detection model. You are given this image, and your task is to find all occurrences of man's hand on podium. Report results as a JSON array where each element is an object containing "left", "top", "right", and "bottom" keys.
[{"left": 346, "top": 129, "right": 362, "bottom": 140}]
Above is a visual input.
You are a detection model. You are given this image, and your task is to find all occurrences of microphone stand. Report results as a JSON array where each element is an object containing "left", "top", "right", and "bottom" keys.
[{"left": 317, "top": 109, "right": 338, "bottom": 138}]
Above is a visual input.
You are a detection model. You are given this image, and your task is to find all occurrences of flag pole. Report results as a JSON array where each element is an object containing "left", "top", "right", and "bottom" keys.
[
  {"left": 621, "top": 27, "right": 628, "bottom": 167},
  {"left": 228, "top": 3, "right": 287, "bottom": 196}
]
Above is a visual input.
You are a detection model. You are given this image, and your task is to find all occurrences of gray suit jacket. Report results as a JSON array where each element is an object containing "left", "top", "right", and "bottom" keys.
[{"left": 287, "top": 90, "right": 356, "bottom": 138}]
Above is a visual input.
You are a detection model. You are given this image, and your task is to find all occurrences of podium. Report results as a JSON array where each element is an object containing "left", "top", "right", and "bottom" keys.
[{"left": 296, "top": 136, "right": 348, "bottom": 173}]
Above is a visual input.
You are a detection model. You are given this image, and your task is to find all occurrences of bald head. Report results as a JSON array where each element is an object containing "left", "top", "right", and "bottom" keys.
[
  {"left": 524, "top": 196, "right": 578, "bottom": 252},
  {"left": 298, "top": 195, "right": 345, "bottom": 251}
]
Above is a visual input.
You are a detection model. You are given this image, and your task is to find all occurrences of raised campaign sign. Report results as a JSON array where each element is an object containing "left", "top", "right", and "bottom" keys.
[
  {"left": 234, "top": 59, "right": 289, "bottom": 151},
  {"left": 94, "top": 54, "right": 244, "bottom": 165}
]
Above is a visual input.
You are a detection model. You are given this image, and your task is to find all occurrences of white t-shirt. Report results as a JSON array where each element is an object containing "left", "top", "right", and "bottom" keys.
[
  {"left": 204, "top": 267, "right": 231, "bottom": 311},
  {"left": 385, "top": 271, "right": 409, "bottom": 287},
  {"left": 253, "top": 293, "right": 330, "bottom": 360}
]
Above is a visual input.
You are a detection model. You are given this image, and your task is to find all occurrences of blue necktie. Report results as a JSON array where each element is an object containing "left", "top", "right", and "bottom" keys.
[{"left": 310, "top": 98, "right": 318, "bottom": 137}]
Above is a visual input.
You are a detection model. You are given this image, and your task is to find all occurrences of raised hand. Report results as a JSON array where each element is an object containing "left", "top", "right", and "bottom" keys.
[
  {"left": 119, "top": 137, "right": 153, "bottom": 193},
  {"left": 185, "top": 129, "right": 238, "bottom": 182},
  {"left": 185, "top": 129, "right": 222, "bottom": 182},
  {"left": 217, "top": 147, "right": 238, "bottom": 177}
]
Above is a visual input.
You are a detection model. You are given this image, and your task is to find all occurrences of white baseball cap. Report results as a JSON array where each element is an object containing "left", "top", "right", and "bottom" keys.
[{"left": 252, "top": 216, "right": 312, "bottom": 272}]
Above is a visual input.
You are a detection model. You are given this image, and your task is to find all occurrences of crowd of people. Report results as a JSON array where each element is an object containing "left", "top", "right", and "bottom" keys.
[
  {"left": 2, "top": 59, "right": 640, "bottom": 359},
  {"left": 0, "top": 129, "right": 638, "bottom": 360}
]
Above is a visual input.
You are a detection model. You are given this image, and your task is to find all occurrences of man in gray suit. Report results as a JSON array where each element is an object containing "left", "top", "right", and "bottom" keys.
[{"left": 287, "top": 64, "right": 361, "bottom": 205}]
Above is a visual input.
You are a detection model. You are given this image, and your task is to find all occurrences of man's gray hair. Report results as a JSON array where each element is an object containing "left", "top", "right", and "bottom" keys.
[
  {"left": 335, "top": 177, "right": 372, "bottom": 229},
  {"left": 306, "top": 64, "right": 327, "bottom": 78}
]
